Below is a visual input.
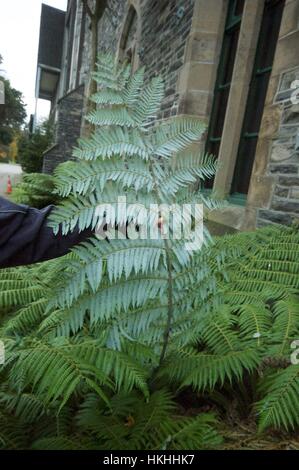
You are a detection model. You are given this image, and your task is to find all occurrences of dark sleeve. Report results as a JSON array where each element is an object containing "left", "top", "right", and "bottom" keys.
[{"left": 0, "top": 196, "right": 92, "bottom": 268}]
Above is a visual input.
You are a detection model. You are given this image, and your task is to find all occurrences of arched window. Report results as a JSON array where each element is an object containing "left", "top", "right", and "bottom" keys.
[{"left": 118, "top": 3, "right": 140, "bottom": 71}]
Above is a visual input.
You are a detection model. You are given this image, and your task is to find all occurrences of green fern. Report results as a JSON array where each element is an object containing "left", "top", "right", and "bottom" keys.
[
  {"left": 74, "top": 390, "right": 222, "bottom": 450},
  {"left": 257, "top": 366, "right": 299, "bottom": 431},
  {"left": 1, "top": 54, "right": 299, "bottom": 449},
  {"left": 11, "top": 173, "right": 59, "bottom": 208}
]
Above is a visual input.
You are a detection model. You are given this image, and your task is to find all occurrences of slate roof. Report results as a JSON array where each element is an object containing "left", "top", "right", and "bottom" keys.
[{"left": 37, "top": 4, "right": 66, "bottom": 70}]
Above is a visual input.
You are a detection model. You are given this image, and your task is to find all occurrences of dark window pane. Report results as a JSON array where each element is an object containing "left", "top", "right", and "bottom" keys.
[
  {"left": 231, "top": 0, "right": 285, "bottom": 195},
  {"left": 232, "top": 137, "right": 258, "bottom": 194},
  {"left": 221, "top": 27, "right": 240, "bottom": 85},
  {"left": 206, "top": 140, "right": 221, "bottom": 159},
  {"left": 234, "top": 0, "right": 245, "bottom": 17},
  {"left": 212, "top": 87, "right": 231, "bottom": 138},
  {"left": 242, "top": 72, "right": 271, "bottom": 134},
  {"left": 256, "top": 0, "right": 285, "bottom": 70}
]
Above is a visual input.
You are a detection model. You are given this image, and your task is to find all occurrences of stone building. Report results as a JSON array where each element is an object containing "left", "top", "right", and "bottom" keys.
[{"left": 35, "top": 0, "right": 299, "bottom": 231}]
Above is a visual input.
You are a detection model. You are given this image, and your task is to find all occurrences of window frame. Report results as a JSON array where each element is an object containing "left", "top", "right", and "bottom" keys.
[
  {"left": 230, "top": 0, "right": 285, "bottom": 196},
  {"left": 205, "top": 0, "right": 245, "bottom": 188}
]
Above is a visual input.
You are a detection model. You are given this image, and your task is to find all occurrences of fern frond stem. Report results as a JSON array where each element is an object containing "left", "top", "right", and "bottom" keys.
[
  {"left": 147, "top": 159, "right": 175, "bottom": 370},
  {"left": 158, "top": 238, "right": 174, "bottom": 368}
]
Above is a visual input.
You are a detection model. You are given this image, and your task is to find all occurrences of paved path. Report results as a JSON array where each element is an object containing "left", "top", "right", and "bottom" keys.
[{"left": 0, "top": 163, "right": 22, "bottom": 196}]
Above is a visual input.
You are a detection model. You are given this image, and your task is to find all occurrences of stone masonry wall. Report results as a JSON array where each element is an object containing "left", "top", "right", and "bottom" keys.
[
  {"left": 254, "top": 0, "right": 299, "bottom": 228},
  {"left": 140, "top": 0, "right": 195, "bottom": 120},
  {"left": 43, "top": 86, "right": 84, "bottom": 174},
  {"left": 45, "top": 0, "right": 195, "bottom": 171},
  {"left": 96, "top": 0, "right": 195, "bottom": 120},
  {"left": 41, "top": 0, "right": 299, "bottom": 231},
  {"left": 257, "top": 69, "right": 299, "bottom": 226},
  {"left": 98, "top": 0, "right": 127, "bottom": 55}
]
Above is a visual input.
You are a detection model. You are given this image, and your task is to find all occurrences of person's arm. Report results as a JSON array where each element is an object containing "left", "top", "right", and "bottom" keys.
[{"left": 0, "top": 196, "right": 92, "bottom": 268}]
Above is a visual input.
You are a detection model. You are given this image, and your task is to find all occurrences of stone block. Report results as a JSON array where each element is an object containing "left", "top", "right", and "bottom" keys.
[
  {"left": 290, "top": 187, "right": 299, "bottom": 199},
  {"left": 191, "top": 0, "right": 226, "bottom": 34},
  {"left": 269, "top": 164, "right": 299, "bottom": 173},
  {"left": 206, "top": 205, "right": 246, "bottom": 231},
  {"left": 279, "top": 0, "right": 299, "bottom": 37},
  {"left": 281, "top": 104, "right": 299, "bottom": 125},
  {"left": 258, "top": 209, "right": 294, "bottom": 225},
  {"left": 279, "top": 176, "right": 299, "bottom": 186},
  {"left": 274, "top": 186, "right": 289, "bottom": 197},
  {"left": 271, "top": 198, "right": 299, "bottom": 213},
  {"left": 178, "top": 90, "right": 212, "bottom": 116},
  {"left": 273, "top": 30, "right": 299, "bottom": 75},
  {"left": 185, "top": 32, "right": 218, "bottom": 63},
  {"left": 259, "top": 105, "right": 281, "bottom": 138},
  {"left": 178, "top": 61, "right": 215, "bottom": 92},
  {"left": 247, "top": 174, "right": 275, "bottom": 208},
  {"left": 270, "top": 140, "right": 295, "bottom": 162}
]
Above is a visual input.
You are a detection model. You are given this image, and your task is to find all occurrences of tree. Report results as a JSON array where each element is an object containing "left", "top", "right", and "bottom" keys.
[
  {"left": 18, "top": 120, "right": 53, "bottom": 173},
  {"left": 0, "top": 56, "right": 27, "bottom": 147}
]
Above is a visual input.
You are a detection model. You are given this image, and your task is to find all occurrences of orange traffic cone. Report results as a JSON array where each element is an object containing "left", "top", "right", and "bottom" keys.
[{"left": 6, "top": 176, "right": 12, "bottom": 194}]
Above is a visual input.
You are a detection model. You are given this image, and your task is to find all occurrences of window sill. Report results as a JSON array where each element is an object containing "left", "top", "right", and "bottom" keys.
[{"left": 201, "top": 189, "right": 247, "bottom": 207}]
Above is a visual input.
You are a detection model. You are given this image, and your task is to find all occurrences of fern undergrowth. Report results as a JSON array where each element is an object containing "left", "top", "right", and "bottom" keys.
[{"left": 0, "top": 55, "right": 298, "bottom": 450}]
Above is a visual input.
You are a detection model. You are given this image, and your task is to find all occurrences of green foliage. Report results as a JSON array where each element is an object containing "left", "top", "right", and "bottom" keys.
[
  {"left": 0, "top": 64, "right": 26, "bottom": 146},
  {"left": 158, "top": 225, "right": 299, "bottom": 433},
  {"left": 18, "top": 120, "right": 53, "bottom": 173},
  {"left": 11, "top": 173, "right": 59, "bottom": 208},
  {"left": 0, "top": 227, "right": 298, "bottom": 448},
  {"left": 0, "top": 55, "right": 298, "bottom": 449},
  {"left": 73, "top": 390, "right": 222, "bottom": 450}
]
